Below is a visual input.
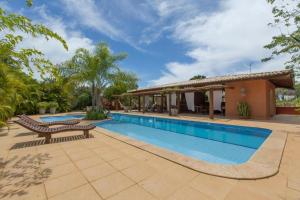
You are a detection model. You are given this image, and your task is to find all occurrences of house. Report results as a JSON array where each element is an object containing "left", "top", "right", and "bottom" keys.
[{"left": 122, "top": 69, "right": 294, "bottom": 119}]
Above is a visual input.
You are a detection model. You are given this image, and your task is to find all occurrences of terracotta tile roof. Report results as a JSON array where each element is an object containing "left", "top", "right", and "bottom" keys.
[{"left": 129, "top": 69, "right": 294, "bottom": 93}]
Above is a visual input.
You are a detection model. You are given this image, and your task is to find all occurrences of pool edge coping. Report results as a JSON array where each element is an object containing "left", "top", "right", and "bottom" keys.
[{"left": 94, "top": 113, "right": 287, "bottom": 180}]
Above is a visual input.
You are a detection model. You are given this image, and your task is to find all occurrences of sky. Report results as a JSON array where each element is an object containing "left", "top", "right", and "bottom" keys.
[{"left": 2, "top": 0, "right": 290, "bottom": 87}]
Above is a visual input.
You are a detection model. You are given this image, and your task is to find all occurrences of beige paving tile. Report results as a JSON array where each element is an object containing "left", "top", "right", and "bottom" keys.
[
  {"left": 145, "top": 156, "right": 174, "bottom": 171},
  {"left": 99, "top": 151, "right": 124, "bottom": 161},
  {"left": 0, "top": 183, "right": 46, "bottom": 200},
  {"left": 286, "top": 188, "right": 300, "bottom": 200},
  {"left": 139, "top": 174, "right": 182, "bottom": 199},
  {"left": 41, "top": 162, "right": 78, "bottom": 180},
  {"left": 119, "top": 146, "right": 142, "bottom": 155},
  {"left": 288, "top": 178, "right": 300, "bottom": 192},
  {"left": 108, "top": 185, "right": 156, "bottom": 200},
  {"left": 36, "top": 146, "right": 63, "bottom": 155},
  {"left": 109, "top": 157, "right": 136, "bottom": 170},
  {"left": 75, "top": 156, "right": 105, "bottom": 170},
  {"left": 40, "top": 154, "right": 71, "bottom": 168},
  {"left": 44, "top": 172, "right": 87, "bottom": 197},
  {"left": 224, "top": 184, "right": 281, "bottom": 200},
  {"left": 81, "top": 141, "right": 106, "bottom": 150},
  {"left": 129, "top": 151, "right": 153, "bottom": 162},
  {"left": 162, "top": 164, "right": 198, "bottom": 183},
  {"left": 67, "top": 150, "right": 95, "bottom": 161},
  {"left": 122, "top": 162, "right": 156, "bottom": 182},
  {"left": 189, "top": 174, "right": 237, "bottom": 200},
  {"left": 82, "top": 163, "right": 116, "bottom": 182},
  {"left": 91, "top": 172, "right": 135, "bottom": 199},
  {"left": 64, "top": 146, "right": 87, "bottom": 154},
  {"left": 49, "top": 184, "right": 102, "bottom": 200},
  {"left": 239, "top": 174, "right": 287, "bottom": 199},
  {"left": 92, "top": 146, "right": 114, "bottom": 155},
  {"left": 167, "top": 186, "right": 214, "bottom": 200}
]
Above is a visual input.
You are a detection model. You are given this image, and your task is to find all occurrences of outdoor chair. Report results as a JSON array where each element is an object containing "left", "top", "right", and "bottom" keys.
[
  {"left": 17, "top": 114, "right": 80, "bottom": 127},
  {"left": 14, "top": 119, "right": 96, "bottom": 144}
]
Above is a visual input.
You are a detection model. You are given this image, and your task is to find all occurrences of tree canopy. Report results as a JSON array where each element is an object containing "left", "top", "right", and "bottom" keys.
[
  {"left": 104, "top": 71, "right": 139, "bottom": 100},
  {"left": 66, "top": 42, "right": 128, "bottom": 109},
  {"left": 190, "top": 75, "right": 206, "bottom": 80},
  {"left": 0, "top": 1, "right": 67, "bottom": 126},
  {"left": 263, "top": 0, "right": 300, "bottom": 77}
]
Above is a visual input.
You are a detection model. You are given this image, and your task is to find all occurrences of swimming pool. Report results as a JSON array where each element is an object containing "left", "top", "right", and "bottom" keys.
[
  {"left": 95, "top": 113, "right": 271, "bottom": 164},
  {"left": 40, "top": 114, "right": 85, "bottom": 122}
]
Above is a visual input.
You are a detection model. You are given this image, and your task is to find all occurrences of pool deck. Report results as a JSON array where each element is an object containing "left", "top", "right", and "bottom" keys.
[
  {"left": 100, "top": 112, "right": 287, "bottom": 179},
  {"left": 0, "top": 112, "right": 299, "bottom": 199}
]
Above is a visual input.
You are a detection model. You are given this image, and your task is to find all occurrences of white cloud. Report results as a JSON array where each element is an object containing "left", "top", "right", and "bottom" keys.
[
  {"left": 59, "top": 0, "right": 144, "bottom": 51},
  {"left": 150, "top": 0, "right": 289, "bottom": 86},
  {"left": 60, "top": 0, "right": 121, "bottom": 39},
  {"left": 140, "top": 0, "right": 198, "bottom": 44}
]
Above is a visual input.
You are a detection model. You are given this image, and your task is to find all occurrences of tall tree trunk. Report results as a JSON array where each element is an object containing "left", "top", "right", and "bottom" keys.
[
  {"left": 91, "top": 81, "right": 96, "bottom": 109},
  {"left": 94, "top": 84, "right": 98, "bottom": 110},
  {"left": 98, "top": 89, "right": 103, "bottom": 109},
  {"left": 95, "top": 88, "right": 99, "bottom": 111}
]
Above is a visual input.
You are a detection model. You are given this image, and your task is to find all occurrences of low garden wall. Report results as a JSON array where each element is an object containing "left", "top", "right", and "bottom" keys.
[{"left": 276, "top": 107, "right": 300, "bottom": 115}]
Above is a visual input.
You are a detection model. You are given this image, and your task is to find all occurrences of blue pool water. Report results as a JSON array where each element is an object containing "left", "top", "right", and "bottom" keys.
[
  {"left": 40, "top": 114, "right": 84, "bottom": 122},
  {"left": 95, "top": 113, "right": 271, "bottom": 164}
]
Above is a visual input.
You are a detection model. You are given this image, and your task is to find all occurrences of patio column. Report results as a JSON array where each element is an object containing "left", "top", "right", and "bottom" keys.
[
  {"left": 138, "top": 96, "right": 141, "bottom": 111},
  {"left": 160, "top": 94, "right": 164, "bottom": 113},
  {"left": 168, "top": 93, "right": 172, "bottom": 116},
  {"left": 176, "top": 92, "right": 180, "bottom": 114},
  {"left": 142, "top": 95, "right": 146, "bottom": 113},
  {"left": 209, "top": 89, "right": 214, "bottom": 119}
]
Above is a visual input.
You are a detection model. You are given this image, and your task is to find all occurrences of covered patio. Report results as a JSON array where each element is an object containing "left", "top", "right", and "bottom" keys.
[
  {"left": 117, "top": 69, "right": 294, "bottom": 119},
  {"left": 117, "top": 85, "right": 231, "bottom": 119}
]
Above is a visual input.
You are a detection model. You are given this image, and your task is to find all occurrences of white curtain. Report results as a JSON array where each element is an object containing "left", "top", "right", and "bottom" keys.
[
  {"left": 171, "top": 93, "right": 176, "bottom": 106},
  {"left": 145, "top": 96, "right": 150, "bottom": 107},
  {"left": 185, "top": 92, "right": 195, "bottom": 112},
  {"left": 166, "top": 95, "right": 170, "bottom": 111},
  {"left": 213, "top": 91, "right": 223, "bottom": 111},
  {"left": 166, "top": 93, "right": 177, "bottom": 111}
]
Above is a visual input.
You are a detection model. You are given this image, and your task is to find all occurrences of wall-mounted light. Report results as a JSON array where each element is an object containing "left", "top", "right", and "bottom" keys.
[{"left": 240, "top": 88, "right": 246, "bottom": 97}]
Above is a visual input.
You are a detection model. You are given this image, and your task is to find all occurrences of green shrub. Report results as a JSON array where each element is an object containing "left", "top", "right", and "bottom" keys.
[
  {"left": 37, "top": 102, "right": 48, "bottom": 109},
  {"left": 0, "top": 105, "right": 14, "bottom": 127},
  {"left": 237, "top": 102, "right": 250, "bottom": 118},
  {"left": 73, "top": 93, "right": 91, "bottom": 110},
  {"left": 85, "top": 110, "right": 108, "bottom": 120},
  {"left": 48, "top": 101, "right": 59, "bottom": 108}
]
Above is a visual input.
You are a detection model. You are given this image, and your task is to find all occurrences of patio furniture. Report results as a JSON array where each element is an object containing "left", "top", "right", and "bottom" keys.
[
  {"left": 147, "top": 103, "right": 157, "bottom": 112},
  {"left": 14, "top": 119, "right": 96, "bottom": 144},
  {"left": 17, "top": 115, "right": 80, "bottom": 127},
  {"left": 118, "top": 100, "right": 131, "bottom": 112}
]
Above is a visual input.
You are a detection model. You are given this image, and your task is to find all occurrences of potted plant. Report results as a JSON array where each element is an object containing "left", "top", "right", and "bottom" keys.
[
  {"left": 37, "top": 102, "right": 48, "bottom": 114},
  {"left": 49, "top": 101, "right": 59, "bottom": 114},
  {"left": 237, "top": 102, "right": 250, "bottom": 119}
]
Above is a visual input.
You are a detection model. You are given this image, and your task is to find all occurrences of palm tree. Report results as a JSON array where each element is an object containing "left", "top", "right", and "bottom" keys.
[{"left": 69, "top": 42, "right": 127, "bottom": 110}]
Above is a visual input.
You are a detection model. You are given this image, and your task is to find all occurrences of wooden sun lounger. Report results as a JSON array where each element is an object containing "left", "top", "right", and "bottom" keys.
[
  {"left": 17, "top": 114, "right": 80, "bottom": 127},
  {"left": 14, "top": 119, "right": 96, "bottom": 144}
]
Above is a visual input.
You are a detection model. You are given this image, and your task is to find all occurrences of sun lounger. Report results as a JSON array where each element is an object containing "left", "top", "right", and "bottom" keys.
[
  {"left": 14, "top": 119, "right": 96, "bottom": 144},
  {"left": 17, "top": 115, "right": 80, "bottom": 127}
]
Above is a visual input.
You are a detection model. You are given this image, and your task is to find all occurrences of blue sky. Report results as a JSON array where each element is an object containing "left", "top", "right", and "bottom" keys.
[{"left": 3, "top": 0, "right": 289, "bottom": 87}]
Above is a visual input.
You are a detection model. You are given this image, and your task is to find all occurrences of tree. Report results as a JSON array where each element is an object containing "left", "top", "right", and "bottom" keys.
[
  {"left": 0, "top": 1, "right": 67, "bottom": 126},
  {"left": 262, "top": 0, "right": 300, "bottom": 77},
  {"left": 295, "top": 83, "right": 300, "bottom": 97},
  {"left": 190, "top": 75, "right": 206, "bottom": 80},
  {"left": 68, "top": 42, "right": 127, "bottom": 110},
  {"left": 104, "top": 71, "right": 138, "bottom": 101}
]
